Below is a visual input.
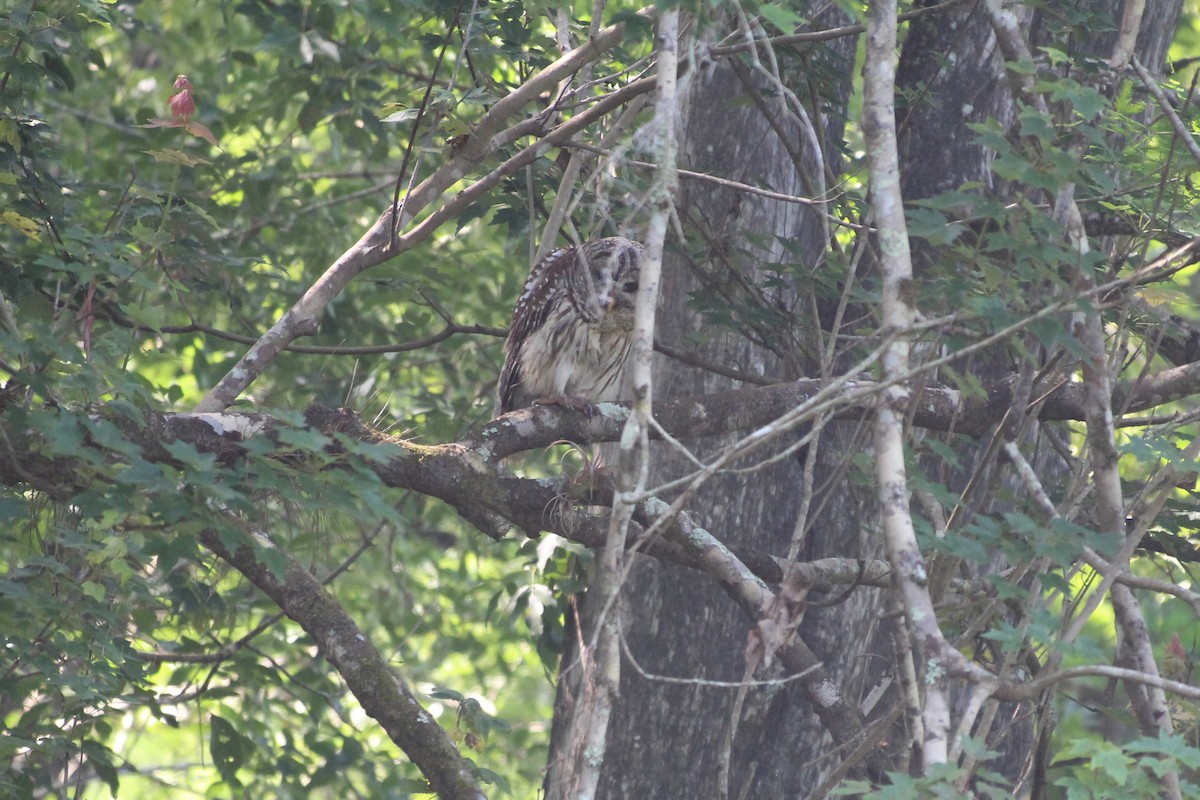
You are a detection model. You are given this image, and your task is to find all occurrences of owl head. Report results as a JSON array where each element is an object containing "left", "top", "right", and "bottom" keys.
[{"left": 568, "top": 237, "right": 643, "bottom": 323}]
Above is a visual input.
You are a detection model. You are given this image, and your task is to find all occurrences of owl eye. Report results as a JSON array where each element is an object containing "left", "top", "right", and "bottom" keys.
[{"left": 622, "top": 280, "right": 638, "bottom": 293}]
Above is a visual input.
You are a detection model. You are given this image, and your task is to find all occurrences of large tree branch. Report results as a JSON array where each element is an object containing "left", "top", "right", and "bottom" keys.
[
  {"left": 472, "top": 351, "right": 1200, "bottom": 464},
  {"left": 5, "top": 393, "right": 1197, "bottom": 777},
  {"left": 7, "top": 396, "right": 1194, "bottom": 618},
  {"left": 0, "top": 398, "right": 887, "bottom": 777},
  {"left": 10, "top": 354, "right": 1200, "bottom": 518}
]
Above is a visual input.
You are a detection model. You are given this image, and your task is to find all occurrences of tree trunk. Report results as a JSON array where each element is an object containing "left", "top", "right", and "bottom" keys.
[
  {"left": 546, "top": 11, "right": 879, "bottom": 796},
  {"left": 545, "top": 1, "right": 1185, "bottom": 795}
]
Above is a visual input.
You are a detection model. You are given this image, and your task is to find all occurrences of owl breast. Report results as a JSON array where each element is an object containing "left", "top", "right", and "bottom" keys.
[{"left": 511, "top": 299, "right": 634, "bottom": 408}]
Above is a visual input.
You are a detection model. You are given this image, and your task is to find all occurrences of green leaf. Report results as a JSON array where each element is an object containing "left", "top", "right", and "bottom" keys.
[
  {"left": 380, "top": 106, "right": 419, "bottom": 124},
  {"left": 758, "top": 4, "right": 806, "bottom": 32},
  {"left": 1090, "top": 744, "right": 1130, "bottom": 784},
  {"left": 1130, "top": 732, "right": 1200, "bottom": 769},
  {"left": 129, "top": 221, "right": 174, "bottom": 250},
  {"left": 905, "top": 207, "right": 966, "bottom": 246},
  {"left": 276, "top": 426, "right": 333, "bottom": 452},
  {"left": 81, "top": 740, "right": 119, "bottom": 794},
  {"left": 210, "top": 714, "right": 253, "bottom": 786},
  {"left": 41, "top": 52, "right": 76, "bottom": 90}
]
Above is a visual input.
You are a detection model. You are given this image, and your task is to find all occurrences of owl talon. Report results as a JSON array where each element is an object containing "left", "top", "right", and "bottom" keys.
[{"left": 532, "top": 394, "right": 599, "bottom": 416}]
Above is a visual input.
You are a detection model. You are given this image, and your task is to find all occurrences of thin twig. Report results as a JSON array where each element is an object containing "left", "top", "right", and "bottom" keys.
[
  {"left": 389, "top": 4, "right": 463, "bottom": 246},
  {"left": 1131, "top": 55, "right": 1200, "bottom": 169}
]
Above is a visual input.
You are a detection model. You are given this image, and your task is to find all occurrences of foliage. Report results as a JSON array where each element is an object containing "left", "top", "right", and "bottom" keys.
[{"left": 0, "top": 0, "right": 598, "bottom": 795}]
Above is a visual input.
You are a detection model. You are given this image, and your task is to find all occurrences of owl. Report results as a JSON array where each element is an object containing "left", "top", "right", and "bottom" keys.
[{"left": 494, "top": 236, "right": 644, "bottom": 418}]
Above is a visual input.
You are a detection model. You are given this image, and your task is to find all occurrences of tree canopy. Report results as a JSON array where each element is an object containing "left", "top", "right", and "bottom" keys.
[{"left": 3, "top": 1, "right": 1200, "bottom": 798}]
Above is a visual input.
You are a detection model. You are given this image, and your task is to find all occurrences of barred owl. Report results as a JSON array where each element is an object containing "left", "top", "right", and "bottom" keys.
[{"left": 494, "top": 236, "right": 644, "bottom": 417}]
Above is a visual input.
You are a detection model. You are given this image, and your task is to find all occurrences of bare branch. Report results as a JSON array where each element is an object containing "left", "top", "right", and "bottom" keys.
[
  {"left": 1015, "top": 663, "right": 1200, "bottom": 702},
  {"left": 562, "top": 11, "right": 680, "bottom": 798},
  {"left": 645, "top": 498, "right": 879, "bottom": 768}
]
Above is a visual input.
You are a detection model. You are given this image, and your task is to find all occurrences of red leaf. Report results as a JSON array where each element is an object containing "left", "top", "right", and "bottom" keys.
[
  {"left": 184, "top": 121, "right": 218, "bottom": 147},
  {"left": 169, "top": 74, "right": 195, "bottom": 120}
]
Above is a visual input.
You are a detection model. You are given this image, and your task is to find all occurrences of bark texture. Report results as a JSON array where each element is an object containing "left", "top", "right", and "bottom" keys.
[
  {"left": 599, "top": 67, "right": 880, "bottom": 798},
  {"left": 546, "top": 12, "right": 888, "bottom": 796},
  {"left": 545, "top": 0, "right": 1186, "bottom": 795}
]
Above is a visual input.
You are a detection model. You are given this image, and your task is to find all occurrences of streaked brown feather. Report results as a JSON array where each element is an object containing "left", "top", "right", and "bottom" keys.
[{"left": 495, "top": 237, "right": 643, "bottom": 417}]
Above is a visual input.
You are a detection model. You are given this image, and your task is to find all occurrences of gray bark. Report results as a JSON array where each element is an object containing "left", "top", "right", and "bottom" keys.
[
  {"left": 547, "top": 11, "right": 882, "bottom": 796},
  {"left": 545, "top": 0, "right": 1185, "bottom": 795},
  {"left": 588, "top": 57, "right": 884, "bottom": 797}
]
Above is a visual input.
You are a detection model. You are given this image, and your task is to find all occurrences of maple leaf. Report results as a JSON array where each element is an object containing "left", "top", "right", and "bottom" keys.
[{"left": 745, "top": 572, "right": 810, "bottom": 671}]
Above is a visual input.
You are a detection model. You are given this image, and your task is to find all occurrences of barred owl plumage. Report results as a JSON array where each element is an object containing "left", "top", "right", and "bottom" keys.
[{"left": 494, "top": 237, "right": 644, "bottom": 417}]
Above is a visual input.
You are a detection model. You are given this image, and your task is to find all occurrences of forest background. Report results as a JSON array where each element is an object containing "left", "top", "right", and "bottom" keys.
[{"left": 4, "top": 0, "right": 1200, "bottom": 798}]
